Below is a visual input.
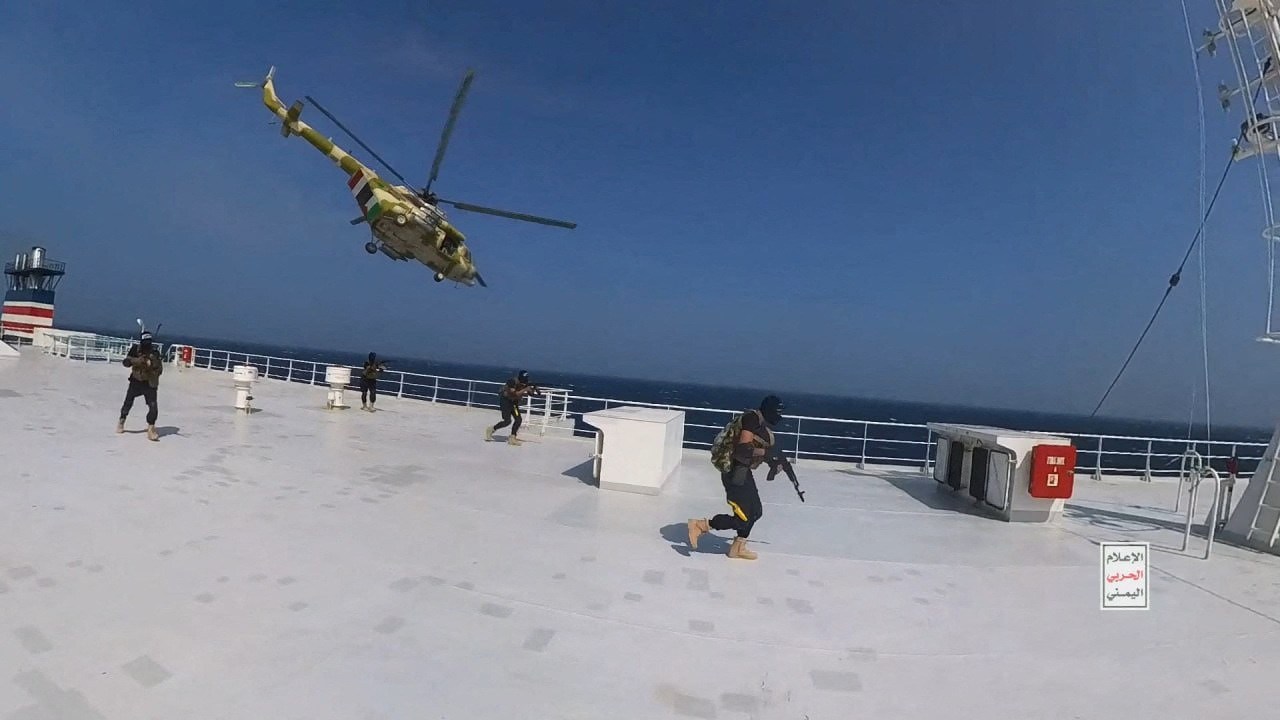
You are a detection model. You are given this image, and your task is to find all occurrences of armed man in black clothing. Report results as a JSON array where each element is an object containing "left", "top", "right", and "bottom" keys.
[
  {"left": 688, "top": 395, "right": 794, "bottom": 560},
  {"left": 117, "top": 330, "right": 164, "bottom": 441},
  {"left": 484, "top": 370, "right": 542, "bottom": 446},
  {"left": 360, "top": 352, "right": 387, "bottom": 412}
]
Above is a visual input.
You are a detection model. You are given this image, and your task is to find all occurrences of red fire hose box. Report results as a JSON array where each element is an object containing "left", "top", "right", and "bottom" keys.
[{"left": 1029, "top": 444, "right": 1076, "bottom": 499}]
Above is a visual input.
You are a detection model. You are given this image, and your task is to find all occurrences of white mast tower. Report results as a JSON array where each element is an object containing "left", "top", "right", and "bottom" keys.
[
  {"left": 1208, "top": 0, "right": 1280, "bottom": 551},
  {"left": 1207, "top": 0, "right": 1280, "bottom": 338}
]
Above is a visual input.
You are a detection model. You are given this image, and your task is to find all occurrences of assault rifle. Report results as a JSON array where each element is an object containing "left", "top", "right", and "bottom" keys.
[{"left": 767, "top": 455, "right": 805, "bottom": 502}]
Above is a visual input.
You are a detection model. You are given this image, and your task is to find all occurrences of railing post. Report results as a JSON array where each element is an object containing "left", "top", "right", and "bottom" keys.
[
  {"left": 1176, "top": 446, "right": 1189, "bottom": 513},
  {"left": 922, "top": 428, "right": 933, "bottom": 475},
  {"left": 542, "top": 391, "right": 551, "bottom": 435},
  {"left": 287, "top": 360, "right": 294, "bottom": 383},
  {"left": 398, "top": 374, "right": 405, "bottom": 399},
  {"left": 1144, "top": 440, "right": 1152, "bottom": 482},
  {"left": 433, "top": 377, "right": 439, "bottom": 403},
  {"left": 793, "top": 418, "right": 802, "bottom": 463},
  {"left": 859, "top": 422, "right": 868, "bottom": 470},
  {"left": 265, "top": 357, "right": 271, "bottom": 378},
  {"left": 1094, "top": 437, "right": 1103, "bottom": 480},
  {"left": 467, "top": 381, "right": 473, "bottom": 408}
]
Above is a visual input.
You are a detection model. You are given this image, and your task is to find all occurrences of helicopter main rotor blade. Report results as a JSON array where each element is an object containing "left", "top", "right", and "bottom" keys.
[
  {"left": 425, "top": 69, "right": 476, "bottom": 194},
  {"left": 303, "top": 95, "right": 414, "bottom": 188},
  {"left": 441, "top": 199, "right": 577, "bottom": 229}
]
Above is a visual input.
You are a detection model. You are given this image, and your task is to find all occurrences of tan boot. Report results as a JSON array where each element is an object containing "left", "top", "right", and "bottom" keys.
[
  {"left": 507, "top": 435, "right": 523, "bottom": 446},
  {"left": 728, "top": 537, "right": 757, "bottom": 560},
  {"left": 484, "top": 426, "right": 494, "bottom": 442},
  {"left": 116, "top": 419, "right": 125, "bottom": 434},
  {"left": 687, "top": 518, "right": 710, "bottom": 549},
  {"left": 147, "top": 425, "right": 158, "bottom": 442}
]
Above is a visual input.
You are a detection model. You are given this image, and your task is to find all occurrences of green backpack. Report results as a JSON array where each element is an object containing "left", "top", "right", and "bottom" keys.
[{"left": 711, "top": 411, "right": 756, "bottom": 473}]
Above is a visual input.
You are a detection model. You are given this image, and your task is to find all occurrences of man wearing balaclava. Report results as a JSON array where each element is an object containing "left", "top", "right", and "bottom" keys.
[
  {"left": 485, "top": 370, "right": 541, "bottom": 445},
  {"left": 360, "top": 352, "right": 386, "bottom": 412},
  {"left": 117, "top": 330, "right": 164, "bottom": 441},
  {"left": 687, "top": 395, "right": 790, "bottom": 560}
]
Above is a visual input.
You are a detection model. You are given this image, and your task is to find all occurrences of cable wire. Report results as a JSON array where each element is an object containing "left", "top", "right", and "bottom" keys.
[
  {"left": 1180, "top": 0, "right": 1213, "bottom": 442},
  {"left": 1089, "top": 148, "right": 1235, "bottom": 418}
]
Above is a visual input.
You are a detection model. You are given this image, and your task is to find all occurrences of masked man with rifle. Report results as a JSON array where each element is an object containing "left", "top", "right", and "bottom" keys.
[
  {"left": 117, "top": 330, "right": 164, "bottom": 441},
  {"left": 688, "top": 395, "right": 802, "bottom": 560},
  {"left": 485, "top": 370, "right": 542, "bottom": 446},
  {"left": 360, "top": 352, "right": 387, "bottom": 412}
]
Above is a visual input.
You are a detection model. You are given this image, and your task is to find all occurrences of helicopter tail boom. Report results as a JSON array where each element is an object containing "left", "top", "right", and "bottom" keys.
[{"left": 237, "top": 66, "right": 369, "bottom": 178}]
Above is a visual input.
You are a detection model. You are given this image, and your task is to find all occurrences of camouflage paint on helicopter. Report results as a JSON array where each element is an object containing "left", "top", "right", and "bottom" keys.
[{"left": 238, "top": 67, "right": 575, "bottom": 286}]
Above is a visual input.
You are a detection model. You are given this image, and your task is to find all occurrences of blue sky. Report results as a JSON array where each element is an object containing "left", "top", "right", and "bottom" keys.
[{"left": 3, "top": 0, "right": 1279, "bottom": 425}]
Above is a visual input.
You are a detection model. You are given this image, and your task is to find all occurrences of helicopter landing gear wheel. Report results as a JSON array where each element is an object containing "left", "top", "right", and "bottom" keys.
[
  {"left": 434, "top": 272, "right": 445, "bottom": 283},
  {"left": 395, "top": 214, "right": 407, "bottom": 226},
  {"left": 364, "top": 242, "right": 378, "bottom": 255}
]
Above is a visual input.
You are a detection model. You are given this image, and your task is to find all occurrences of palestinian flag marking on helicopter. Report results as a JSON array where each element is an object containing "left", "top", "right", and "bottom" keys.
[{"left": 347, "top": 169, "right": 384, "bottom": 222}]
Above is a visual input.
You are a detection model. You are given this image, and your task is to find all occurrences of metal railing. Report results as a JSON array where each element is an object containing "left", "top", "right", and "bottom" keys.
[
  {"left": 42, "top": 331, "right": 138, "bottom": 362},
  {"left": 167, "top": 345, "right": 573, "bottom": 434},
  {"left": 131, "top": 342, "right": 1267, "bottom": 478},
  {"left": 1177, "top": 450, "right": 1222, "bottom": 560},
  {"left": 4, "top": 259, "right": 66, "bottom": 274}
]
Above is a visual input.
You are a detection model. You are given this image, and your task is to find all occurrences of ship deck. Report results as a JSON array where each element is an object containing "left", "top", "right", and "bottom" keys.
[{"left": 3, "top": 348, "right": 1279, "bottom": 719}]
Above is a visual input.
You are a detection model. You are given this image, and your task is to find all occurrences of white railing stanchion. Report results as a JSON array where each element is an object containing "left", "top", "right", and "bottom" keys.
[
  {"left": 859, "top": 422, "right": 868, "bottom": 470},
  {"left": 1176, "top": 448, "right": 1189, "bottom": 513},
  {"left": 922, "top": 429, "right": 933, "bottom": 475},
  {"left": 1203, "top": 468, "right": 1222, "bottom": 560}
]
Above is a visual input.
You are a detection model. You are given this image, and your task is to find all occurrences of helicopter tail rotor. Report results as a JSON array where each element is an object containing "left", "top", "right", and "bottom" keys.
[{"left": 233, "top": 65, "right": 275, "bottom": 90}]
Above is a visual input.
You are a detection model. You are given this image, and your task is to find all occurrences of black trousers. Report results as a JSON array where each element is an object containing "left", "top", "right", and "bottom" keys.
[
  {"left": 491, "top": 398, "right": 522, "bottom": 436},
  {"left": 120, "top": 379, "right": 158, "bottom": 425},
  {"left": 361, "top": 378, "right": 378, "bottom": 405},
  {"left": 709, "top": 465, "right": 763, "bottom": 538}
]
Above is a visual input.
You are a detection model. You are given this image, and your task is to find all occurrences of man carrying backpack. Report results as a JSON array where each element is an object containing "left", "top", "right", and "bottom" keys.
[
  {"left": 485, "top": 370, "right": 541, "bottom": 445},
  {"left": 688, "top": 395, "right": 792, "bottom": 560}
]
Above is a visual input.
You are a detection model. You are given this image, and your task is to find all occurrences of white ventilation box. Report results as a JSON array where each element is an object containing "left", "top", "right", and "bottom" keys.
[{"left": 582, "top": 407, "right": 685, "bottom": 495}]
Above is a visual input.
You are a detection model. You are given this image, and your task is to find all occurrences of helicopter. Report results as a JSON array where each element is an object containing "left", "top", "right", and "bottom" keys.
[{"left": 235, "top": 66, "right": 576, "bottom": 287}]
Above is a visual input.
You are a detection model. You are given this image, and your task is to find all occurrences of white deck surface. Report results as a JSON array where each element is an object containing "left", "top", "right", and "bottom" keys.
[{"left": 3, "top": 350, "right": 1280, "bottom": 719}]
